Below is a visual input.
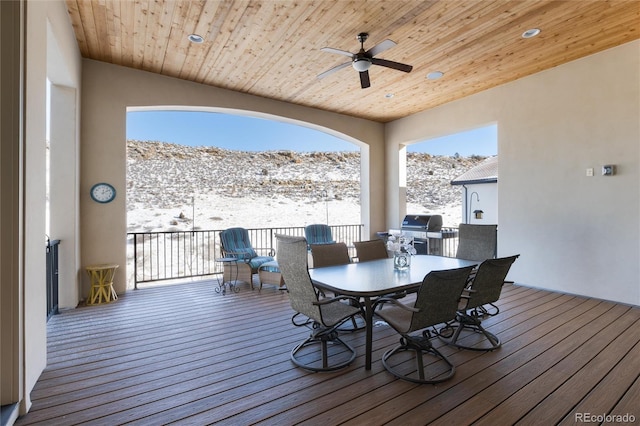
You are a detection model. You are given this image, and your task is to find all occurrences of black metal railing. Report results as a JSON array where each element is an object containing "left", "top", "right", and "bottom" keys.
[
  {"left": 46, "top": 239, "right": 60, "bottom": 320},
  {"left": 128, "top": 224, "right": 363, "bottom": 289}
]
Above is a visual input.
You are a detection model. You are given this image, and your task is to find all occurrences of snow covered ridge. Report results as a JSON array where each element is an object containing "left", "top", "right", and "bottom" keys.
[{"left": 126, "top": 140, "right": 486, "bottom": 233}]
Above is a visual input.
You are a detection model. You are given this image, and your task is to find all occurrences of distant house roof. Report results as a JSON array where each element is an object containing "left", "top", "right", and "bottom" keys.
[{"left": 451, "top": 156, "right": 498, "bottom": 186}]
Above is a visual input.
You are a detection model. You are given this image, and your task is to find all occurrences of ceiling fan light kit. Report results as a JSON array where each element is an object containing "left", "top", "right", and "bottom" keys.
[
  {"left": 318, "top": 32, "right": 413, "bottom": 89},
  {"left": 352, "top": 58, "right": 372, "bottom": 72}
]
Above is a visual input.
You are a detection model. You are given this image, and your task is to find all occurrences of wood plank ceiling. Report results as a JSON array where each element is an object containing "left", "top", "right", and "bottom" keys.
[{"left": 65, "top": 0, "right": 639, "bottom": 123}]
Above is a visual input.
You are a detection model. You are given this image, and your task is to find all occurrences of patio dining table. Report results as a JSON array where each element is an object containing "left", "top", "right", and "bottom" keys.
[{"left": 309, "top": 255, "right": 478, "bottom": 370}]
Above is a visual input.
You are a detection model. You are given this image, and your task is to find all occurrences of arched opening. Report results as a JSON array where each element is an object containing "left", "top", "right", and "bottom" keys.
[{"left": 125, "top": 109, "right": 364, "bottom": 289}]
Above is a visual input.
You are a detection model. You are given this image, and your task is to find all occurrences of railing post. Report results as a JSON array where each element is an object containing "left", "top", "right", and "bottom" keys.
[
  {"left": 133, "top": 233, "right": 138, "bottom": 289},
  {"left": 46, "top": 239, "right": 60, "bottom": 320}
]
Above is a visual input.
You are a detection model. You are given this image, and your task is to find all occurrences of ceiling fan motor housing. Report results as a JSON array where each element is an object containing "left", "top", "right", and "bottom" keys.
[{"left": 353, "top": 34, "right": 372, "bottom": 71}]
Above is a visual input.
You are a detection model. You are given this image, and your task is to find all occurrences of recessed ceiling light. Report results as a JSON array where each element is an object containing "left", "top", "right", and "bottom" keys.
[
  {"left": 188, "top": 34, "right": 204, "bottom": 43},
  {"left": 522, "top": 28, "right": 541, "bottom": 39},
  {"left": 385, "top": 93, "right": 395, "bottom": 99},
  {"left": 427, "top": 71, "right": 444, "bottom": 80}
]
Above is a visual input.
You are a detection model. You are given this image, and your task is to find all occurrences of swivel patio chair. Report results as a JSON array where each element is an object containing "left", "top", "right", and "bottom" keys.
[
  {"left": 455, "top": 223, "right": 498, "bottom": 289},
  {"left": 439, "top": 255, "right": 519, "bottom": 351},
  {"left": 309, "top": 242, "right": 364, "bottom": 330},
  {"left": 276, "top": 234, "right": 363, "bottom": 372},
  {"left": 304, "top": 224, "right": 335, "bottom": 246},
  {"left": 354, "top": 239, "right": 389, "bottom": 262},
  {"left": 456, "top": 224, "right": 497, "bottom": 261},
  {"left": 354, "top": 239, "right": 407, "bottom": 306},
  {"left": 219, "top": 227, "right": 275, "bottom": 290},
  {"left": 373, "top": 265, "right": 475, "bottom": 384},
  {"left": 309, "top": 242, "right": 350, "bottom": 268}
]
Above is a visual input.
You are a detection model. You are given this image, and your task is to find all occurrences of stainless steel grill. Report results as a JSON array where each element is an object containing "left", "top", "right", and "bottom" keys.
[{"left": 401, "top": 215, "right": 443, "bottom": 254}]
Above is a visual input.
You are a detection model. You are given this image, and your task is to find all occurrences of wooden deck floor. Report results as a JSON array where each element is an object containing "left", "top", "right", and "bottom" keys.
[{"left": 16, "top": 279, "right": 640, "bottom": 425}]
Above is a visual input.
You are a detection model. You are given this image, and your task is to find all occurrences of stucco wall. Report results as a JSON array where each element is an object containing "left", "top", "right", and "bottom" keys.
[
  {"left": 387, "top": 41, "right": 640, "bottom": 305},
  {"left": 80, "top": 60, "right": 385, "bottom": 294},
  {"left": 21, "top": 0, "right": 82, "bottom": 413}
]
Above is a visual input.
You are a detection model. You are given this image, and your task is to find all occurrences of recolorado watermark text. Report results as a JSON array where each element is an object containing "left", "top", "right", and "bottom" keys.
[{"left": 575, "top": 412, "right": 635, "bottom": 423}]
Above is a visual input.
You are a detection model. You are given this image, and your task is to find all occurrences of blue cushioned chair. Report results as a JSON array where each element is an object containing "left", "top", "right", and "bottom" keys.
[
  {"left": 220, "top": 227, "right": 275, "bottom": 290},
  {"left": 304, "top": 224, "right": 335, "bottom": 246}
]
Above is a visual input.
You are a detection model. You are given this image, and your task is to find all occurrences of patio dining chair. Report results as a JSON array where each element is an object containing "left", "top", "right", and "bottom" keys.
[
  {"left": 455, "top": 223, "right": 498, "bottom": 288},
  {"left": 373, "top": 265, "right": 476, "bottom": 384},
  {"left": 219, "top": 227, "right": 275, "bottom": 290},
  {"left": 309, "top": 242, "right": 364, "bottom": 330},
  {"left": 276, "top": 234, "right": 363, "bottom": 372},
  {"left": 456, "top": 224, "right": 497, "bottom": 261},
  {"left": 304, "top": 224, "right": 335, "bottom": 246},
  {"left": 309, "top": 242, "right": 350, "bottom": 268},
  {"left": 354, "top": 239, "right": 389, "bottom": 262},
  {"left": 353, "top": 239, "right": 407, "bottom": 307},
  {"left": 439, "top": 255, "right": 519, "bottom": 351}
]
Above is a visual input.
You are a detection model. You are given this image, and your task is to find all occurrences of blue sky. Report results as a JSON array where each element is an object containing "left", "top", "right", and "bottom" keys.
[{"left": 126, "top": 110, "right": 497, "bottom": 156}]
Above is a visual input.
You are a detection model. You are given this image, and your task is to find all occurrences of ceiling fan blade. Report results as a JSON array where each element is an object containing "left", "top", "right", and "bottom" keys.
[
  {"left": 317, "top": 61, "right": 351, "bottom": 79},
  {"left": 371, "top": 58, "right": 413, "bottom": 73},
  {"left": 320, "top": 47, "right": 355, "bottom": 58},
  {"left": 359, "top": 70, "right": 371, "bottom": 89},
  {"left": 366, "top": 39, "right": 396, "bottom": 57}
]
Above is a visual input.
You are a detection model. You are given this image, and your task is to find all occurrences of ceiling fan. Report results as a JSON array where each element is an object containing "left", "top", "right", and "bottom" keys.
[{"left": 317, "top": 33, "right": 413, "bottom": 89}]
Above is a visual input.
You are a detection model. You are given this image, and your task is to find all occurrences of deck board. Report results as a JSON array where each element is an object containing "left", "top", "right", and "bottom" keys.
[{"left": 16, "top": 279, "right": 639, "bottom": 425}]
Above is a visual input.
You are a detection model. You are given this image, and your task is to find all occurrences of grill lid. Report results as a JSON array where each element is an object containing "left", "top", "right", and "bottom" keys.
[{"left": 401, "top": 214, "right": 443, "bottom": 231}]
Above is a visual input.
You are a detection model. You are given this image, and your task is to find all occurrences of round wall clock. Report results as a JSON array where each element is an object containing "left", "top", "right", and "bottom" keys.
[{"left": 90, "top": 182, "right": 116, "bottom": 203}]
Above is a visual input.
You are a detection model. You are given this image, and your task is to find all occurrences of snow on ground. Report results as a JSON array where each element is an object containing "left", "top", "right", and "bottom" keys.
[
  {"left": 127, "top": 194, "right": 463, "bottom": 234},
  {"left": 126, "top": 140, "right": 479, "bottom": 234}
]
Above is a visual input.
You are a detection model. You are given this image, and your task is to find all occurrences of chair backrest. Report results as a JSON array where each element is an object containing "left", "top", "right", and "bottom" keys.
[
  {"left": 354, "top": 239, "right": 388, "bottom": 262},
  {"left": 409, "top": 266, "right": 476, "bottom": 333},
  {"left": 275, "top": 234, "right": 322, "bottom": 321},
  {"left": 456, "top": 224, "right": 497, "bottom": 261},
  {"left": 220, "top": 227, "right": 257, "bottom": 260},
  {"left": 310, "top": 242, "right": 350, "bottom": 268},
  {"left": 427, "top": 215, "right": 443, "bottom": 231},
  {"left": 304, "top": 224, "right": 335, "bottom": 245},
  {"left": 465, "top": 255, "right": 519, "bottom": 309}
]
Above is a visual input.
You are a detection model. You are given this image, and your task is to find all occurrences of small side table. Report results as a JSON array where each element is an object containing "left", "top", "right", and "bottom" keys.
[
  {"left": 86, "top": 264, "right": 119, "bottom": 305},
  {"left": 215, "top": 257, "right": 241, "bottom": 295}
]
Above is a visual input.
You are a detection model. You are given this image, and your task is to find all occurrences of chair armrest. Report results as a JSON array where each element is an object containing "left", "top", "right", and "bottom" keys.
[
  {"left": 458, "top": 289, "right": 475, "bottom": 307},
  {"left": 372, "top": 297, "right": 419, "bottom": 313},
  {"left": 461, "top": 288, "right": 476, "bottom": 296},
  {"left": 314, "top": 295, "right": 363, "bottom": 310},
  {"left": 221, "top": 250, "right": 252, "bottom": 262},
  {"left": 254, "top": 247, "right": 276, "bottom": 257}
]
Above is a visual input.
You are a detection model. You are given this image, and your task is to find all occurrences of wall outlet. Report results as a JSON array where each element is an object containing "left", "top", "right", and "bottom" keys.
[{"left": 586, "top": 168, "right": 594, "bottom": 177}]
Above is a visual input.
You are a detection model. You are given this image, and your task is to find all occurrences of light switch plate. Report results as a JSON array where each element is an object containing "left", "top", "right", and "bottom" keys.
[{"left": 586, "top": 168, "right": 594, "bottom": 177}]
